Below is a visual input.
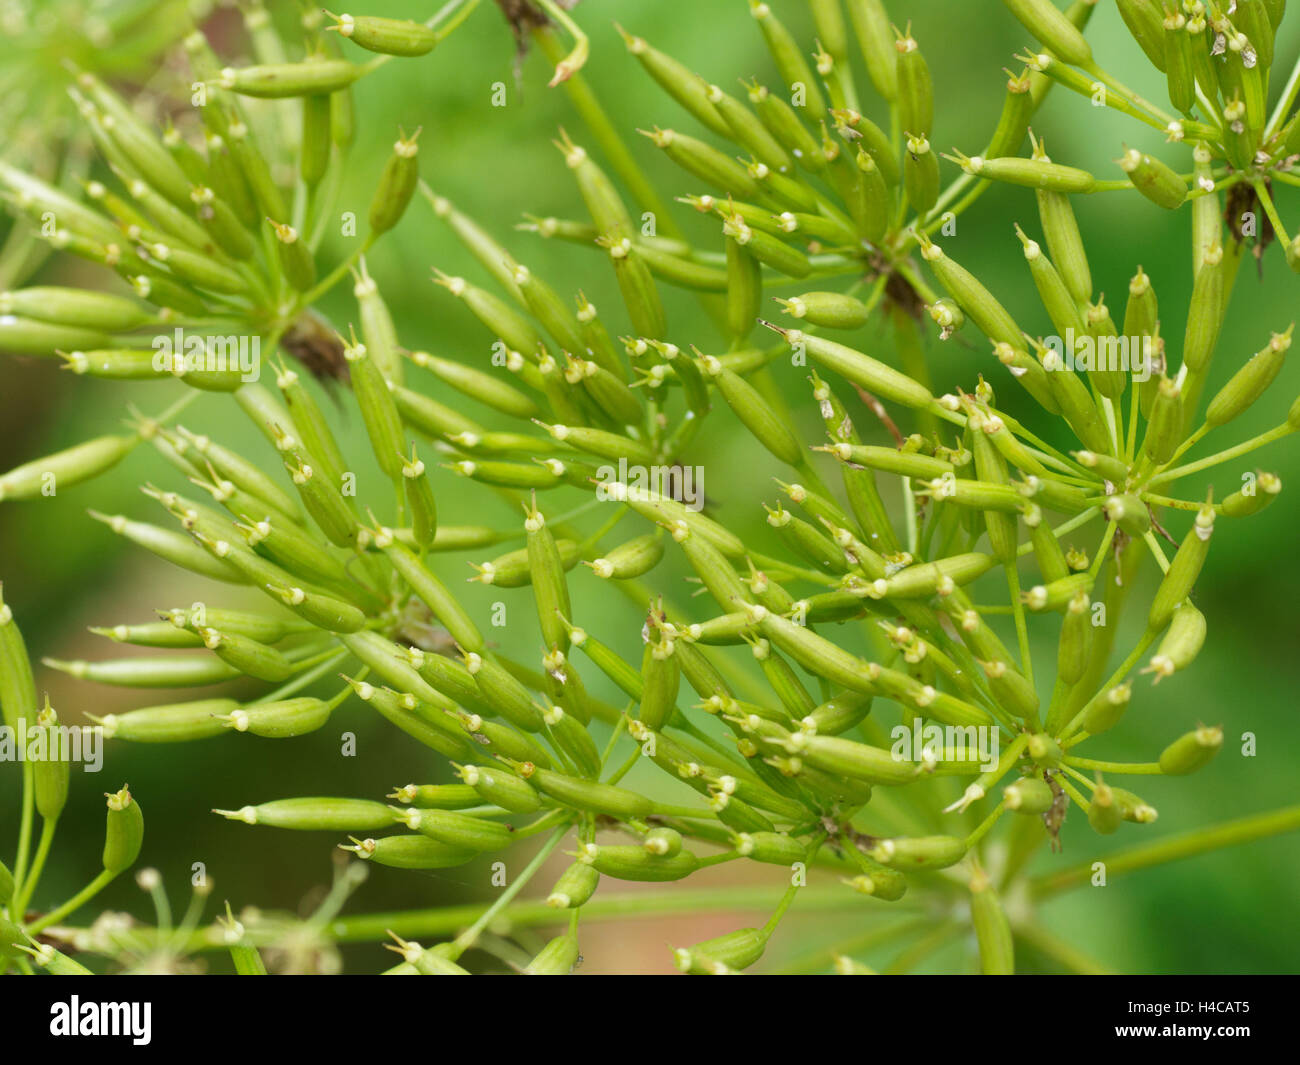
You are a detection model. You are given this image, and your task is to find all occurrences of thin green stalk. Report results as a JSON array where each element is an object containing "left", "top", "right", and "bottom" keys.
[
  {"left": 450, "top": 826, "right": 568, "bottom": 955},
  {"left": 1013, "top": 920, "right": 1114, "bottom": 974},
  {"left": 26, "top": 869, "right": 118, "bottom": 935},
  {"left": 1063, "top": 756, "right": 1162, "bottom": 775},
  {"left": 1031, "top": 804, "right": 1300, "bottom": 899},
  {"left": 1004, "top": 563, "right": 1033, "bottom": 687},
  {"left": 1265, "top": 51, "right": 1300, "bottom": 137},
  {"left": 11, "top": 763, "right": 34, "bottom": 899},
  {"left": 10, "top": 816, "right": 56, "bottom": 918}
]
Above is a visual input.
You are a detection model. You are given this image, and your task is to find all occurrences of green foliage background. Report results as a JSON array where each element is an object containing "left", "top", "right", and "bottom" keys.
[{"left": 1, "top": 0, "right": 1296, "bottom": 972}]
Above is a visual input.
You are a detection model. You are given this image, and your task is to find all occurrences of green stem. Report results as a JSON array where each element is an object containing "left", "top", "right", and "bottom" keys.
[
  {"left": 1265, "top": 51, "right": 1300, "bottom": 137},
  {"left": 1148, "top": 425, "right": 1293, "bottom": 486},
  {"left": 26, "top": 869, "right": 117, "bottom": 935},
  {"left": 1030, "top": 804, "right": 1300, "bottom": 899},
  {"left": 10, "top": 816, "right": 56, "bottom": 918},
  {"left": 11, "top": 763, "right": 34, "bottom": 899},
  {"left": 1004, "top": 563, "right": 1033, "bottom": 688},
  {"left": 1250, "top": 179, "right": 1292, "bottom": 247},
  {"left": 449, "top": 826, "right": 568, "bottom": 956},
  {"left": 1060, "top": 628, "right": 1156, "bottom": 742},
  {"left": 1062, "top": 756, "right": 1162, "bottom": 775},
  {"left": 1013, "top": 920, "right": 1114, "bottom": 974}
]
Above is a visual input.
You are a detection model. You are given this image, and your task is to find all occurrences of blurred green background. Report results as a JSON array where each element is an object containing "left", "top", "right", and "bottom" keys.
[{"left": 1, "top": 0, "right": 1297, "bottom": 973}]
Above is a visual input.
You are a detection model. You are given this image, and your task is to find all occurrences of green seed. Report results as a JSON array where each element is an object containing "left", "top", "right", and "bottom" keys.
[
  {"left": 523, "top": 764, "right": 654, "bottom": 819},
  {"left": 585, "top": 532, "right": 664, "bottom": 580},
  {"left": 1145, "top": 600, "right": 1206, "bottom": 682},
  {"left": 1158, "top": 725, "right": 1223, "bottom": 775},
  {"left": 30, "top": 701, "right": 70, "bottom": 821},
  {"left": 220, "top": 697, "right": 332, "bottom": 738},
  {"left": 219, "top": 58, "right": 360, "bottom": 98},
  {"left": 1117, "top": 0, "right": 1167, "bottom": 71},
  {"left": 985, "top": 69, "right": 1034, "bottom": 158},
  {"left": 868, "top": 834, "right": 966, "bottom": 871},
  {"left": 523, "top": 934, "right": 580, "bottom": 975},
  {"left": 547, "top": 861, "right": 601, "bottom": 909},
  {"left": 1222, "top": 472, "right": 1281, "bottom": 517},
  {"left": 456, "top": 764, "right": 542, "bottom": 813},
  {"left": 959, "top": 153, "right": 1095, "bottom": 194},
  {"left": 603, "top": 236, "right": 666, "bottom": 340},
  {"left": 705, "top": 82, "right": 791, "bottom": 172},
  {"left": 93, "top": 699, "right": 238, "bottom": 743},
  {"left": 674, "top": 927, "right": 768, "bottom": 974},
  {"left": 408, "top": 350, "right": 539, "bottom": 419},
  {"left": 1021, "top": 572, "right": 1093, "bottom": 612},
  {"left": 846, "top": 0, "right": 897, "bottom": 99},
  {"left": 393, "top": 806, "right": 514, "bottom": 852},
  {"left": 1118, "top": 146, "right": 1186, "bottom": 209},
  {"left": 773, "top": 327, "right": 936, "bottom": 410},
  {"left": 895, "top": 29, "right": 933, "bottom": 137},
  {"left": 543, "top": 703, "right": 601, "bottom": 778},
  {"left": 786, "top": 731, "right": 921, "bottom": 785},
  {"left": 268, "top": 220, "right": 315, "bottom": 291},
  {"left": 341, "top": 333, "right": 406, "bottom": 480},
  {"left": 1183, "top": 242, "right": 1227, "bottom": 373},
  {"left": 903, "top": 135, "right": 940, "bottom": 214},
  {"left": 749, "top": 0, "right": 826, "bottom": 114},
  {"left": 198, "top": 627, "right": 291, "bottom": 683},
  {"left": 1081, "top": 681, "right": 1133, "bottom": 735},
  {"left": 45, "top": 654, "right": 242, "bottom": 688},
  {"left": 970, "top": 864, "right": 1015, "bottom": 974},
  {"left": 89, "top": 511, "right": 246, "bottom": 584},
  {"left": 641, "top": 126, "right": 760, "bottom": 200},
  {"left": 1088, "top": 780, "right": 1123, "bottom": 834},
  {"left": 1103, "top": 493, "right": 1150, "bottom": 537},
  {"left": 1207, "top": 327, "right": 1292, "bottom": 426},
  {"left": 344, "top": 834, "right": 476, "bottom": 869},
  {"left": 389, "top": 783, "right": 481, "bottom": 809},
  {"left": 218, "top": 797, "right": 393, "bottom": 831},
  {"left": 0, "top": 434, "right": 136, "bottom": 502},
  {"left": 371, "top": 532, "right": 484, "bottom": 651},
  {"left": 1003, "top": 0, "right": 1092, "bottom": 65},
  {"left": 638, "top": 632, "right": 680, "bottom": 732},
  {"left": 615, "top": 25, "right": 730, "bottom": 137},
  {"left": 328, "top": 12, "right": 438, "bottom": 56},
  {"left": 917, "top": 236, "right": 1022, "bottom": 350},
  {"left": 102, "top": 785, "right": 144, "bottom": 874},
  {"left": 581, "top": 843, "right": 699, "bottom": 881},
  {"left": 370, "top": 128, "right": 420, "bottom": 235},
  {"left": 1148, "top": 498, "right": 1214, "bottom": 631},
  {"left": 1003, "top": 775, "right": 1054, "bottom": 814}
]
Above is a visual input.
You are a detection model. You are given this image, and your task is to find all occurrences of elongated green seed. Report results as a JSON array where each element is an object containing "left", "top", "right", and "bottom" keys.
[
  {"left": 221, "top": 697, "right": 333, "bottom": 738},
  {"left": 219, "top": 59, "right": 360, "bottom": 98},
  {"left": 1158, "top": 725, "right": 1223, "bottom": 775},
  {"left": 218, "top": 797, "right": 394, "bottom": 831},
  {"left": 1118, "top": 146, "right": 1186, "bottom": 209},
  {"left": 1003, "top": 0, "right": 1092, "bottom": 65},
  {"left": 0, "top": 435, "right": 136, "bottom": 502},
  {"left": 580, "top": 843, "right": 699, "bottom": 882},
  {"left": 370, "top": 129, "right": 420, "bottom": 235},
  {"left": 103, "top": 786, "right": 144, "bottom": 874},
  {"left": 1206, "top": 327, "right": 1292, "bottom": 426},
  {"left": 328, "top": 13, "right": 438, "bottom": 56},
  {"left": 345, "top": 835, "right": 476, "bottom": 869}
]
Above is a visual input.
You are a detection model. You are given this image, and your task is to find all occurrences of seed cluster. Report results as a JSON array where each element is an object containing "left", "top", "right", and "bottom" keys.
[{"left": 1, "top": 0, "right": 1299, "bottom": 975}]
